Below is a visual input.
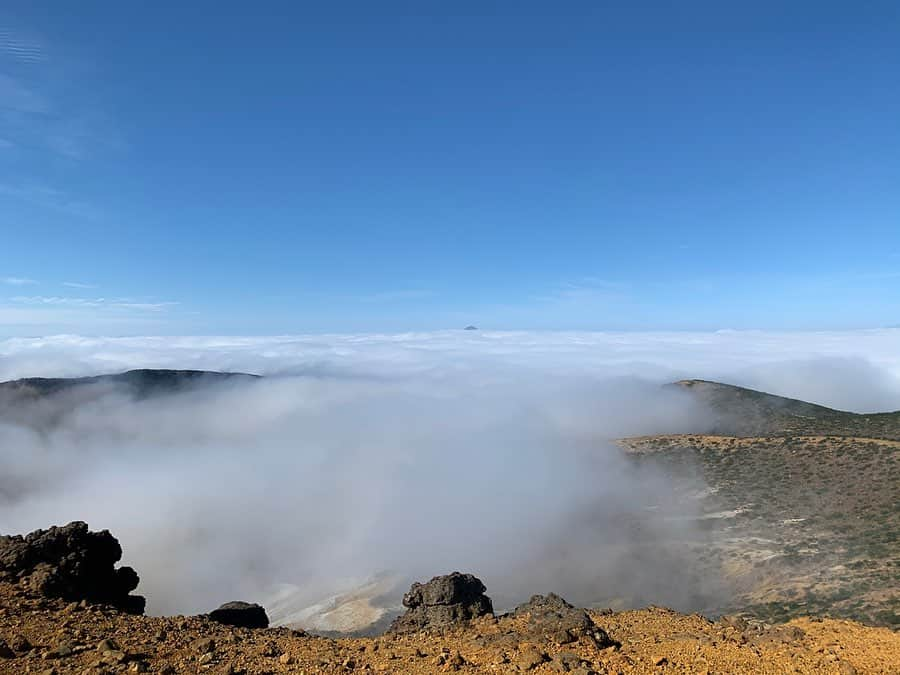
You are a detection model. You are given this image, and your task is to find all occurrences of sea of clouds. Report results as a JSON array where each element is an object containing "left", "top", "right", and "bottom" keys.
[
  {"left": 0, "top": 329, "right": 898, "bottom": 624},
  {"left": 2, "top": 329, "right": 899, "bottom": 411}
]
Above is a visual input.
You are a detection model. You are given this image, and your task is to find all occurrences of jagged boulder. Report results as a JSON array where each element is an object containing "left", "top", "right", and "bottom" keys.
[
  {"left": 208, "top": 601, "right": 269, "bottom": 628},
  {"left": 512, "top": 593, "right": 616, "bottom": 648},
  {"left": 389, "top": 572, "right": 493, "bottom": 633},
  {"left": 0, "top": 522, "right": 145, "bottom": 614}
]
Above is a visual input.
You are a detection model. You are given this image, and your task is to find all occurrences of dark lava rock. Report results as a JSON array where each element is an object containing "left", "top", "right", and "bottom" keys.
[
  {"left": 388, "top": 572, "right": 494, "bottom": 633},
  {"left": 208, "top": 601, "right": 270, "bottom": 628},
  {"left": 511, "top": 593, "right": 616, "bottom": 648},
  {"left": 0, "top": 521, "right": 145, "bottom": 614}
]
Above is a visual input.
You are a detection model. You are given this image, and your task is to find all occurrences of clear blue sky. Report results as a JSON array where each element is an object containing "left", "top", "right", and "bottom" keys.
[{"left": 1, "top": 2, "right": 898, "bottom": 335}]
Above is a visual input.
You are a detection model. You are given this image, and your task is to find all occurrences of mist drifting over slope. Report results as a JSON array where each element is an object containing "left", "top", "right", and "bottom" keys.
[{"left": 1, "top": 329, "right": 899, "bottom": 625}]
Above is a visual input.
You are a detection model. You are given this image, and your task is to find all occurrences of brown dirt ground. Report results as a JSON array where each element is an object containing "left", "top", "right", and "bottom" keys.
[{"left": 2, "top": 584, "right": 900, "bottom": 674}]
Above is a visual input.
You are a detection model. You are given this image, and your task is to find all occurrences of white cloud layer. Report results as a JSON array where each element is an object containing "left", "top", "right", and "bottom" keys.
[
  {"left": 1, "top": 329, "right": 899, "bottom": 411},
  {"left": 0, "top": 329, "right": 898, "bottom": 626}
]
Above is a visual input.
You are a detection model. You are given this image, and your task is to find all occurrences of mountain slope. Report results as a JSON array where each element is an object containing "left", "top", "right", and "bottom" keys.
[
  {"left": 0, "top": 368, "right": 262, "bottom": 432},
  {"left": 673, "top": 378, "right": 900, "bottom": 440},
  {"left": 618, "top": 380, "right": 900, "bottom": 628},
  {"left": 0, "top": 368, "right": 260, "bottom": 400}
]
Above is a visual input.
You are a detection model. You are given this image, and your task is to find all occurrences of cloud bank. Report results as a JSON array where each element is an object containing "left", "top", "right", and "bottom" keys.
[
  {"left": 2, "top": 329, "right": 899, "bottom": 410},
  {"left": 0, "top": 329, "right": 898, "bottom": 628}
]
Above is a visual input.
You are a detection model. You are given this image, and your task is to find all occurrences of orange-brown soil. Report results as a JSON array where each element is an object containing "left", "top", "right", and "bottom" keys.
[{"left": 2, "top": 584, "right": 899, "bottom": 674}]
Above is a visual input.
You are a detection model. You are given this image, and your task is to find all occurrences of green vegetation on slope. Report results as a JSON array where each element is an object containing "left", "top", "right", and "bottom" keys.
[{"left": 673, "top": 379, "right": 900, "bottom": 440}]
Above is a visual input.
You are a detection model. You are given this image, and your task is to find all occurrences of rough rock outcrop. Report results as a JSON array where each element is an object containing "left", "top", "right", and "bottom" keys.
[
  {"left": 512, "top": 593, "right": 617, "bottom": 648},
  {"left": 389, "top": 572, "right": 494, "bottom": 633},
  {"left": 0, "top": 521, "right": 144, "bottom": 614},
  {"left": 208, "top": 601, "right": 270, "bottom": 628}
]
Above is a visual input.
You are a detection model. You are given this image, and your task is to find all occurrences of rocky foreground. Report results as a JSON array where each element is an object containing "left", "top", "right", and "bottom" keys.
[
  {"left": 4, "top": 583, "right": 900, "bottom": 674},
  {"left": 1, "top": 524, "right": 900, "bottom": 674}
]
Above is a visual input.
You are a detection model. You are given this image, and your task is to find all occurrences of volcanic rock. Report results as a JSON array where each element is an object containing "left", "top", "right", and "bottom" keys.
[
  {"left": 512, "top": 593, "right": 616, "bottom": 648},
  {"left": 388, "top": 572, "right": 494, "bottom": 633},
  {"left": 208, "top": 601, "right": 270, "bottom": 628},
  {"left": 0, "top": 521, "right": 145, "bottom": 614}
]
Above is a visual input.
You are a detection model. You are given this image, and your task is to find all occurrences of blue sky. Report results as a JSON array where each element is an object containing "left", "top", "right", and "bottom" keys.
[{"left": 1, "top": 2, "right": 899, "bottom": 335}]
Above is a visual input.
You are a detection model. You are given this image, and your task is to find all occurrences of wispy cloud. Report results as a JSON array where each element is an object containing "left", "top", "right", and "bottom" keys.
[
  {"left": 530, "top": 277, "right": 631, "bottom": 306},
  {"left": 62, "top": 281, "right": 97, "bottom": 289},
  {"left": 2, "top": 276, "right": 37, "bottom": 286},
  {"left": 359, "top": 289, "right": 434, "bottom": 303},
  {"left": 0, "top": 26, "right": 121, "bottom": 162},
  {"left": 11, "top": 296, "right": 178, "bottom": 312},
  {"left": 0, "top": 27, "right": 45, "bottom": 64},
  {"left": 0, "top": 182, "right": 100, "bottom": 219}
]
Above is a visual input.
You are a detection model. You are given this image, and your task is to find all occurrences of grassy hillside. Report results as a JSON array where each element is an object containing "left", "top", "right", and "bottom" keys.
[
  {"left": 620, "top": 380, "right": 900, "bottom": 628},
  {"left": 673, "top": 379, "right": 900, "bottom": 440},
  {"left": 623, "top": 434, "right": 900, "bottom": 627}
]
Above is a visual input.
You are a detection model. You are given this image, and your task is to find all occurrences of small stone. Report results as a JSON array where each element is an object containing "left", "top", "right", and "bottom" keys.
[
  {"left": 44, "top": 642, "right": 74, "bottom": 659},
  {"left": 198, "top": 652, "right": 215, "bottom": 665},
  {"left": 260, "top": 641, "right": 280, "bottom": 657},
  {"left": 553, "top": 651, "right": 587, "bottom": 672},
  {"left": 128, "top": 663, "right": 149, "bottom": 673},
  {"left": 516, "top": 645, "right": 548, "bottom": 670},
  {"left": 552, "top": 628, "right": 577, "bottom": 645},
  {"left": 447, "top": 650, "right": 465, "bottom": 667},
  {"left": 279, "top": 653, "right": 294, "bottom": 665},
  {"left": 101, "top": 650, "right": 128, "bottom": 665},
  {"left": 193, "top": 637, "right": 216, "bottom": 654},
  {"left": 96, "top": 638, "right": 120, "bottom": 653},
  {"left": 9, "top": 634, "right": 32, "bottom": 652}
]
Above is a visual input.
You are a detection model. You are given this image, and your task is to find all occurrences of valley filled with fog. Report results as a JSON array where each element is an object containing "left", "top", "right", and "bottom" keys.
[{"left": 1, "top": 329, "right": 899, "bottom": 629}]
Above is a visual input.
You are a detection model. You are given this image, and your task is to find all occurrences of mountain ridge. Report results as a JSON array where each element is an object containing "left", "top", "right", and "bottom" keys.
[
  {"left": 0, "top": 368, "right": 260, "bottom": 398},
  {"left": 671, "top": 378, "right": 900, "bottom": 440}
]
